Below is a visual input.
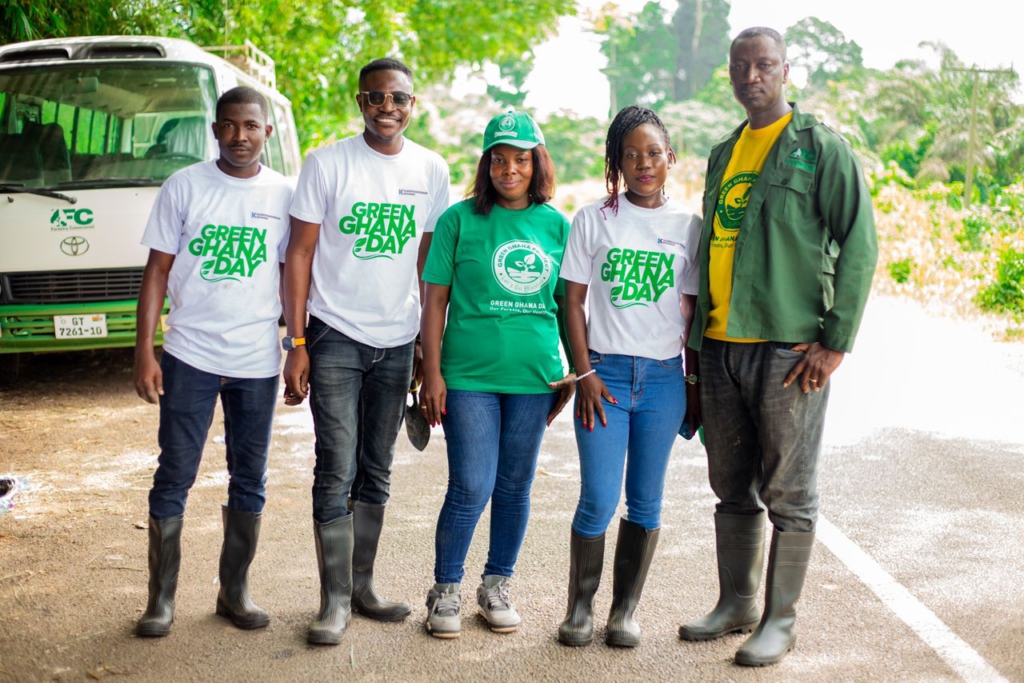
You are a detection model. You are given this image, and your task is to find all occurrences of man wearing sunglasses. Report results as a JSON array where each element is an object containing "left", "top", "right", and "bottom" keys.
[{"left": 284, "top": 57, "right": 450, "bottom": 645}]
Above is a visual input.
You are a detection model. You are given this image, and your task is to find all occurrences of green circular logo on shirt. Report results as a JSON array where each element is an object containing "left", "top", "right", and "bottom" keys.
[
  {"left": 716, "top": 171, "right": 759, "bottom": 230},
  {"left": 492, "top": 240, "right": 552, "bottom": 295}
]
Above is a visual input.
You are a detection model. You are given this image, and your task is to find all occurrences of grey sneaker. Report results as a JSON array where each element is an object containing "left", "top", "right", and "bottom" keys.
[
  {"left": 477, "top": 575, "right": 521, "bottom": 633},
  {"left": 425, "top": 583, "right": 461, "bottom": 639}
]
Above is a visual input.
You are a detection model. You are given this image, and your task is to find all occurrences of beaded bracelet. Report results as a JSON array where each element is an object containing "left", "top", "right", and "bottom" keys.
[{"left": 575, "top": 369, "right": 597, "bottom": 383}]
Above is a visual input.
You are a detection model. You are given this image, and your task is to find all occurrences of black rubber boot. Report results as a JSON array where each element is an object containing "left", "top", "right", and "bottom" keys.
[
  {"left": 557, "top": 531, "right": 605, "bottom": 647},
  {"left": 734, "top": 528, "right": 815, "bottom": 667},
  {"left": 136, "top": 514, "right": 184, "bottom": 637},
  {"left": 307, "top": 514, "right": 354, "bottom": 645},
  {"left": 605, "top": 519, "right": 659, "bottom": 648},
  {"left": 215, "top": 506, "right": 270, "bottom": 630},
  {"left": 679, "top": 511, "right": 765, "bottom": 641},
  {"left": 350, "top": 501, "right": 411, "bottom": 621}
]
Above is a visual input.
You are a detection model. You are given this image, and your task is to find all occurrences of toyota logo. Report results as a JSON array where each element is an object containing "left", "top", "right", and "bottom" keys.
[{"left": 60, "top": 236, "right": 89, "bottom": 256}]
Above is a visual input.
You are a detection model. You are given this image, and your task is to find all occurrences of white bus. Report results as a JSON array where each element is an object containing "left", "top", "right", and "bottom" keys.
[{"left": 0, "top": 36, "right": 301, "bottom": 383}]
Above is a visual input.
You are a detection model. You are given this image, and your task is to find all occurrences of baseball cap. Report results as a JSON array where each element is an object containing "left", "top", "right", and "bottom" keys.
[{"left": 482, "top": 109, "right": 546, "bottom": 152}]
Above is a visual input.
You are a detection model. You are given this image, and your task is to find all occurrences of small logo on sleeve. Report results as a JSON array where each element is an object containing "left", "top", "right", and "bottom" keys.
[{"left": 250, "top": 211, "right": 281, "bottom": 221}]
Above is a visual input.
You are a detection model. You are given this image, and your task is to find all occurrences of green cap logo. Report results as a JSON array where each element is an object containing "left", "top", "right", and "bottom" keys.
[{"left": 482, "top": 110, "right": 545, "bottom": 152}]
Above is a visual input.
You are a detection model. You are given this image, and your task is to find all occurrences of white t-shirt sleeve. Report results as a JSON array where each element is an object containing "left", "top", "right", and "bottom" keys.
[
  {"left": 423, "top": 159, "right": 451, "bottom": 234},
  {"left": 277, "top": 212, "right": 291, "bottom": 264},
  {"left": 680, "top": 213, "right": 703, "bottom": 295},
  {"left": 289, "top": 153, "right": 330, "bottom": 225},
  {"left": 140, "top": 175, "right": 186, "bottom": 255},
  {"left": 559, "top": 206, "right": 595, "bottom": 285}
]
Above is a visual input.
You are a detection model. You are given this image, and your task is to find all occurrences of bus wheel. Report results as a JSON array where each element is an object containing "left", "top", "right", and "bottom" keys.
[{"left": 0, "top": 353, "right": 21, "bottom": 387}]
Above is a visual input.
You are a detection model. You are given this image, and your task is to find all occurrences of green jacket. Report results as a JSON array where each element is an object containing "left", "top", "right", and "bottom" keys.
[{"left": 688, "top": 103, "right": 877, "bottom": 354}]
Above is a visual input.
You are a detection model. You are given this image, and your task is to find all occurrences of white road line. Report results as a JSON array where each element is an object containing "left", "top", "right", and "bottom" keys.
[{"left": 816, "top": 515, "right": 1008, "bottom": 683}]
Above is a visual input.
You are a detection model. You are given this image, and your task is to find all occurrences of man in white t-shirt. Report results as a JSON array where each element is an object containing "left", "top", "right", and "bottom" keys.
[
  {"left": 133, "top": 86, "right": 292, "bottom": 638},
  {"left": 283, "top": 57, "right": 450, "bottom": 645}
]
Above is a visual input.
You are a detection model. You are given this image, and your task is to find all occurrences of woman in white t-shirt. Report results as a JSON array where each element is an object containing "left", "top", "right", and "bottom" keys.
[{"left": 556, "top": 106, "right": 702, "bottom": 649}]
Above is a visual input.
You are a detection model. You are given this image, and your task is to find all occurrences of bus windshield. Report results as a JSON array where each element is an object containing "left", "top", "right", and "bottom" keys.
[{"left": 0, "top": 63, "right": 218, "bottom": 189}]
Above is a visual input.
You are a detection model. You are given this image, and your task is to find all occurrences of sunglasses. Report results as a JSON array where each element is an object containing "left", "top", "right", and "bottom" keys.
[{"left": 360, "top": 91, "right": 414, "bottom": 107}]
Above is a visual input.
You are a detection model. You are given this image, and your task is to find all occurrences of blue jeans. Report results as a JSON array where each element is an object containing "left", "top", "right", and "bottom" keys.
[
  {"left": 434, "top": 390, "right": 557, "bottom": 584},
  {"left": 149, "top": 352, "right": 278, "bottom": 520},
  {"left": 307, "top": 316, "right": 414, "bottom": 523},
  {"left": 699, "top": 338, "right": 830, "bottom": 533},
  {"left": 571, "top": 353, "right": 686, "bottom": 537}
]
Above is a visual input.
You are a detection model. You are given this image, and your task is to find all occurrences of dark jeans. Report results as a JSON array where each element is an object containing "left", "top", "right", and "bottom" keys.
[
  {"left": 149, "top": 352, "right": 278, "bottom": 520},
  {"left": 433, "top": 390, "right": 557, "bottom": 584},
  {"left": 307, "top": 316, "right": 414, "bottom": 523},
  {"left": 699, "top": 338, "right": 830, "bottom": 533}
]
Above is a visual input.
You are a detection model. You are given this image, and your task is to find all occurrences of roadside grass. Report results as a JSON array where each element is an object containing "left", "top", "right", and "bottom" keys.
[{"left": 873, "top": 178, "right": 1024, "bottom": 340}]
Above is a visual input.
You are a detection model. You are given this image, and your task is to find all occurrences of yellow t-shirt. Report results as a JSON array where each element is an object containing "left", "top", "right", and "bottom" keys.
[{"left": 706, "top": 112, "right": 792, "bottom": 342}]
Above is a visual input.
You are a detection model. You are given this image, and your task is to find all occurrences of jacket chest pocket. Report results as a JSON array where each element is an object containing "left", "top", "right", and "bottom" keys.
[{"left": 766, "top": 169, "right": 815, "bottom": 220}]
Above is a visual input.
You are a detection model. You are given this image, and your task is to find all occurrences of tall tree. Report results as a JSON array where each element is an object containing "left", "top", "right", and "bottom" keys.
[
  {"left": 785, "top": 17, "right": 863, "bottom": 89},
  {"left": 595, "top": 2, "right": 675, "bottom": 115},
  {"left": 671, "top": 0, "right": 730, "bottom": 100},
  {"left": 593, "top": 0, "right": 729, "bottom": 113}
]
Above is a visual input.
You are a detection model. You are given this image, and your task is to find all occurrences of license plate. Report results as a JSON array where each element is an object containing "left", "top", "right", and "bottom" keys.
[{"left": 54, "top": 314, "right": 108, "bottom": 339}]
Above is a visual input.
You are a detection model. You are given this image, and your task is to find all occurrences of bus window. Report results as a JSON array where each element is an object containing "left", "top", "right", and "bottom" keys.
[
  {"left": 263, "top": 101, "right": 283, "bottom": 172},
  {"left": 272, "top": 102, "right": 300, "bottom": 176},
  {"left": 0, "top": 63, "right": 217, "bottom": 188}
]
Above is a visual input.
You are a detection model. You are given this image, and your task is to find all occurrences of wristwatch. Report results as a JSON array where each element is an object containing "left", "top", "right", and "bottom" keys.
[
  {"left": 282, "top": 336, "right": 306, "bottom": 351},
  {"left": 684, "top": 374, "right": 700, "bottom": 385}
]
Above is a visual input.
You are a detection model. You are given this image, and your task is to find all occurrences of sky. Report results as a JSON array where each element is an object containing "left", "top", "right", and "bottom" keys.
[{"left": 499, "top": 0, "right": 1024, "bottom": 120}]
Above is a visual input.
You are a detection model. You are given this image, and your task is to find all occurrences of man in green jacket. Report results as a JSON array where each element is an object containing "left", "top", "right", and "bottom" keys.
[{"left": 678, "top": 27, "right": 877, "bottom": 666}]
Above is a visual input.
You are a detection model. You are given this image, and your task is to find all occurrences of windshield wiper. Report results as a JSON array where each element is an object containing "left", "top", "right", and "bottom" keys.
[
  {"left": 0, "top": 183, "right": 77, "bottom": 204},
  {"left": 57, "top": 178, "right": 160, "bottom": 189}
]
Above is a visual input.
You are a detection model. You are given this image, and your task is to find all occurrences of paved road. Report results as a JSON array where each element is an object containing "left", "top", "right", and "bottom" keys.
[{"left": 0, "top": 295, "right": 1021, "bottom": 682}]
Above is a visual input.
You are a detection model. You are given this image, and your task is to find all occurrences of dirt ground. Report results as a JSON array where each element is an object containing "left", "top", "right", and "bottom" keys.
[
  {"left": 2, "top": 295, "right": 1023, "bottom": 683},
  {"left": 0, "top": 347, "right": 735, "bottom": 683}
]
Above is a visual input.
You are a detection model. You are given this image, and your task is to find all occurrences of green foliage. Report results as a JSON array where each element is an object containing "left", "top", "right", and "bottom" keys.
[
  {"left": 976, "top": 247, "right": 1024, "bottom": 318},
  {"left": 881, "top": 141, "right": 923, "bottom": 180},
  {"left": 872, "top": 161, "right": 916, "bottom": 194},
  {"left": 785, "top": 17, "right": 863, "bottom": 89},
  {"left": 941, "top": 255, "right": 963, "bottom": 272},
  {"left": 888, "top": 258, "right": 914, "bottom": 284},
  {"left": 539, "top": 114, "right": 606, "bottom": 184},
  {"left": 595, "top": 0, "right": 730, "bottom": 113},
  {"left": 866, "top": 43, "right": 1021, "bottom": 188},
  {"left": 596, "top": 2, "right": 676, "bottom": 113},
  {"left": 486, "top": 54, "right": 534, "bottom": 109},
  {"left": 956, "top": 213, "right": 993, "bottom": 251},
  {"left": 691, "top": 63, "right": 736, "bottom": 110}
]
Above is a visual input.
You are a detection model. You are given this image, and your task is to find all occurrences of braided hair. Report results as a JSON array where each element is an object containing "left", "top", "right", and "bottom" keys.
[{"left": 602, "top": 105, "right": 672, "bottom": 214}]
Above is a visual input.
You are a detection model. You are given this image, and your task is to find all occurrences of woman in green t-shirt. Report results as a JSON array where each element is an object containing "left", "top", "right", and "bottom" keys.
[{"left": 419, "top": 110, "right": 574, "bottom": 639}]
